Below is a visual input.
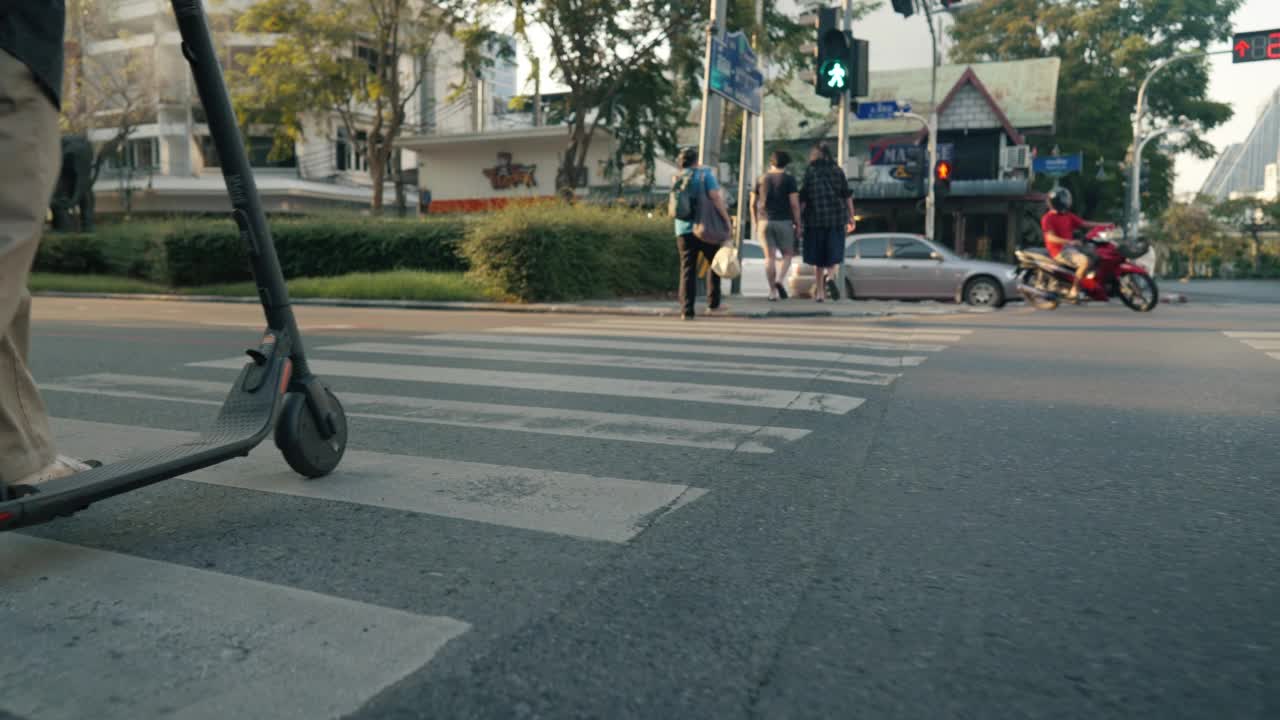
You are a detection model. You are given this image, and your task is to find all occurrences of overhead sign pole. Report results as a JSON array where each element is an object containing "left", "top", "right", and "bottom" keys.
[{"left": 698, "top": 0, "right": 728, "bottom": 171}]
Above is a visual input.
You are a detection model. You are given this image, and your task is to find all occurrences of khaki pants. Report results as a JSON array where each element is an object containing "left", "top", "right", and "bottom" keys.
[{"left": 0, "top": 50, "right": 61, "bottom": 484}]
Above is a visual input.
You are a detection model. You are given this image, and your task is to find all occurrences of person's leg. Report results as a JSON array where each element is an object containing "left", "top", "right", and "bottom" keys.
[
  {"left": 676, "top": 233, "right": 697, "bottom": 318},
  {"left": 773, "top": 222, "right": 796, "bottom": 299},
  {"left": 776, "top": 248, "right": 793, "bottom": 299},
  {"left": 699, "top": 238, "right": 722, "bottom": 309},
  {"left": 0, "top": 50, "right": 66, "bottom": 487},
  {"left": 761, "top": 223, "right": 780, "bottom": 300},
  {"left": 802, "top": 226, "right": 825, "bottom": 301},
  {"left": 1060, "top": 246, "right": 1089, "bottom": 298}
]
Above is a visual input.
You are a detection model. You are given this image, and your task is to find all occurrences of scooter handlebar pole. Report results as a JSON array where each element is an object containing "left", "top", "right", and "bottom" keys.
[{"left": 169, "top": 0, "right": 311, "bottom": 379}]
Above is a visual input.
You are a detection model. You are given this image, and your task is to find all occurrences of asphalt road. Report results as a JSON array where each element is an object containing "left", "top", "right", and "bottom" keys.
[{"left": 3, "top": 288, "right": 1279, "bottom": 720}]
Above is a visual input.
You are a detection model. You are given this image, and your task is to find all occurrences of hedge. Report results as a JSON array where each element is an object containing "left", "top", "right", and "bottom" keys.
[
  {"left": 460, "top": 202, "right": 678, "bottom": 302},
  {"left": 34, "top": 204, "right": 682, "bottom": 302},
  {"left": 34, "top": 216, "right": 467, "bottom": 286}
]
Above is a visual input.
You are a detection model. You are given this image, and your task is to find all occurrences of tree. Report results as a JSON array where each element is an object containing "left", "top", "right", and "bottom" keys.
[
  {"left": 948, "top": 0, "right": 1239, "bottom": 221},
  {"left": 234, "top": 0, "right": 495, "bottom": 211},
  {"left": 61, "top": 0, "right": 159, "bottom": 208},
  {"left": 1159, "top": 202, "right": 1223, "bottom": 279},
  {"left": 490, "top": 0, "right": 872, "bottom": 195},
  {"left": 1211, "top": 196, "right": 1280, "bottom": 275}
]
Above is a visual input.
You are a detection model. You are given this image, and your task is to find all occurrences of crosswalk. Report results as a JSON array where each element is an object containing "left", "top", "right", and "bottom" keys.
[
  {"left": 5, "top": 316, "right": 973, "bottom": 719},
  {"left": 1223, "top": 331, "right": 1280, "bottom": 361}
]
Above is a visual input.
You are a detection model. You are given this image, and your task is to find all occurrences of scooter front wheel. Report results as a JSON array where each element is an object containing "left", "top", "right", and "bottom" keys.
[
  {"left": 275, "top": 385, "right": 348, "bottom": 478},
  {"left": 1118, "top": 273, "right": 1158, "bottom": 312}
]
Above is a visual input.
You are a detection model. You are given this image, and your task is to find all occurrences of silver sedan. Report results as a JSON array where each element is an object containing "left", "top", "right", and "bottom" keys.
[{"left": 783, "top": 233, "right": 1018, "bottom": 308}]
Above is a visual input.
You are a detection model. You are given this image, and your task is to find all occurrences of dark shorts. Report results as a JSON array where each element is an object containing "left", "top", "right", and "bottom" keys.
[{"left": 803, "top": 225, "right": 845, "bottom": 267}]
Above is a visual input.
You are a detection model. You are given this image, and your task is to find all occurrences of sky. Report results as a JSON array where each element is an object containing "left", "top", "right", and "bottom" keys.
[{"left": 515, "top": 0, "right": 1279, "bottom": 195}]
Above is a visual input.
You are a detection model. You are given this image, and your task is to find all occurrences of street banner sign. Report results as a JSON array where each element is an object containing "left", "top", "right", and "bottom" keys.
[
  {"left": 709, "top": 31, "right": 764, "bottom": 115},
  {"left": 1232, "top": 28, "right": 1280, "bottom": 63},
  {"left": 855, "top": 101, "right": 900, "bottom": 120},
  {"left": 870, "top": 143, "right": 954, "bottom": 166},
  {"left": 1033, "top": 152, "right": 1083, "bottom": 176}
]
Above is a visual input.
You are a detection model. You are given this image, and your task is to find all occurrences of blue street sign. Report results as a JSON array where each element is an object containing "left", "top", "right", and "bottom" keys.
[
  {"left": 1032, "top": 152, "right": 1084, "bottom": 176},
  {"left": 855, "top": 101, "right": 900, "bottom": 120},
  {"left": 708, "top": 31, "right": 763, "bottom": 115}
]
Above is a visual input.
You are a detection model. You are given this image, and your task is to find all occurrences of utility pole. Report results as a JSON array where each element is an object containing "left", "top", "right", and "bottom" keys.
[
  {"left": 922, "top": 0, "right": 939, "bottom": 241},
  {"left": 698, "top": 0, "right": 728, "bottom": 172},
  {"left": 730, "top": 0, "right": 765, "bottom": 296}
]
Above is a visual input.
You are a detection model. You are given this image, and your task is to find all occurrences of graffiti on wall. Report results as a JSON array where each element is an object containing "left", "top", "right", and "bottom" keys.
[{"left": 483, "top": 152, "right": 537, "bottom": 190}]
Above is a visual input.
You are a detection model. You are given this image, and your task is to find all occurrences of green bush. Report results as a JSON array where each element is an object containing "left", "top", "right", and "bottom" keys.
[
  {"left": 34, "top": 233, "right": 109, "bottom": 274},
  {"left": 34, "top": 216, "right": 469, "bottom": 286},
  {"left": 460, "top": 202, "right": 677, "bottom": 302}
]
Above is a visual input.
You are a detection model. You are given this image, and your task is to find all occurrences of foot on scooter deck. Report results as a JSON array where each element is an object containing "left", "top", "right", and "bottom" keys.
[{"left": 0, "top": 340, "right": 292, "bottom": 532}]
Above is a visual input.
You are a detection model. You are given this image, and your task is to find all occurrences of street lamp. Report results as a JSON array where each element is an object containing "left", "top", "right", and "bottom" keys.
[{"left": 1127, "top": 49, "right": 1232, "bottom": 237}]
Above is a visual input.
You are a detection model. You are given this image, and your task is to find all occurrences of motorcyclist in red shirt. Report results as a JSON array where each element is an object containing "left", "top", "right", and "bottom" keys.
[{"left": 1041, "top": 187, "right": 1106, "bottom": 300}]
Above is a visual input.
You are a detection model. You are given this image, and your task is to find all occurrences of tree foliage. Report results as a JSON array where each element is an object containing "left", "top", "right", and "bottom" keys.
[
  {"left": 61, "top": 0, "right": 158, "bottom": 191},
  {"left": 948, "top": 0, "right": 1240, "bottom": 220},
  {"left": 490, "top": 0, "right": 875, "bottom": 193},
  {"left": 1158, "top": 202, "right": 1224, "bottom": 278},
  {"left": 234, "top": 0, "right": 503, "bottom": 211}
]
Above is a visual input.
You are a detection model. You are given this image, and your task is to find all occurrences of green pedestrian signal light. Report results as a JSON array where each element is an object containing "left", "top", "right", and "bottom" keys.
[{"left": 821, "top": 59, "right": 849, "bottom": 90}]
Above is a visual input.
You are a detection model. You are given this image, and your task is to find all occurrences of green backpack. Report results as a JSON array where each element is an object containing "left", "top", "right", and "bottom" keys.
[{"left": 668, "top": 169, "right": 701, "bottom": 221}]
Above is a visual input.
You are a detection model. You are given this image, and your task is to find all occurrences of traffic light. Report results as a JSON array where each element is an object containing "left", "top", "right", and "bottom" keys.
[
  {"left": 891, "top": 0, "right": 914, "bottom": 17},
  {"left": 934, "top": 160, "right": 953, "bottom": 198},
  {"left": 815, "top": 7, "right": 850, "bottom": 100}
]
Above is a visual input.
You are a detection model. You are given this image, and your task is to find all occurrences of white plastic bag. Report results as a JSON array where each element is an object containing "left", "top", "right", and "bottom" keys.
[{"left": 711, "top": 245, "right": 741, "bottom": 279}]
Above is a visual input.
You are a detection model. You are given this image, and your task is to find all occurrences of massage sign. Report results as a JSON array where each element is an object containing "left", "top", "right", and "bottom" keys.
[{"left": 483, "top": 152, "right": 537, "bottom": 190}]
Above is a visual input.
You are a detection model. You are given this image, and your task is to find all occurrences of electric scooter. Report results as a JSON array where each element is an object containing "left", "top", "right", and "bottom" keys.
[{"left": 0, "top": 0, "right": 349, "bottom": 532}]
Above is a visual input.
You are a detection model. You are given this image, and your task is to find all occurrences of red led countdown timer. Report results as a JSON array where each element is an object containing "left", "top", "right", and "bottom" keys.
[{"left": 1233, "top": 28, "right": 1280, "bottom": 63}]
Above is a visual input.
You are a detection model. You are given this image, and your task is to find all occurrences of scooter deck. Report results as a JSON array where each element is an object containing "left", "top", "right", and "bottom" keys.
[{"left": 0, "top": 354, "right": 290, "bottom": 532}]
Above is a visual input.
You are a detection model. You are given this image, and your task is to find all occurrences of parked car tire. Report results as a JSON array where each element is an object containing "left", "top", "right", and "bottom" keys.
[
  {"left": 843, "top": 276, "right": 855, "bottom": 300},
  {"left": 963, "top": 276, "right": 1005, "bottom": 308}
]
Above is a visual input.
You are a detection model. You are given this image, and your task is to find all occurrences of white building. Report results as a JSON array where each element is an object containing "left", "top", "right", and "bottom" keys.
[
  {"left": 1200, "top": 86, "right": 1280, "bottom": 202},
  {"left": 77, "top": 0, "right": 497, "bottom": 214}
]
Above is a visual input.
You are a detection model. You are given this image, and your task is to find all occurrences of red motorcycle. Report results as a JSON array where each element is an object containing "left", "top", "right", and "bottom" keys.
[{"left": 1014, "top": 224, "right": 1158, "bottom": 311}]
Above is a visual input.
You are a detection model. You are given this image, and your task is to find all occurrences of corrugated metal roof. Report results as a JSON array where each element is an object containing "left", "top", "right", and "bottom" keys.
[{"left": 682, "top": 57, "right": 1060, "bottom": 145}]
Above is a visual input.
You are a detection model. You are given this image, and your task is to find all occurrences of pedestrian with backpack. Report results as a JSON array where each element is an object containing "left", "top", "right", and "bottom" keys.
[{"left": 669, "top": 146, "right": 733, "bottom": 320}]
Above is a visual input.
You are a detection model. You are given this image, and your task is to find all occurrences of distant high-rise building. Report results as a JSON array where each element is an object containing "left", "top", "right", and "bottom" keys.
[{"left": 1200, "top": 86, "right": 1280, "bottom": 201}]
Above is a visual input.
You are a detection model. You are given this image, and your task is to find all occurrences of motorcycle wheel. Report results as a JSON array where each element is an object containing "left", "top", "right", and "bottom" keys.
[
  {"left": 1017, "top": 268, "right": 1059, "bottom": 310},
  {"left": 1118, "top": 272, "right": 1158, "bottom": 312}
]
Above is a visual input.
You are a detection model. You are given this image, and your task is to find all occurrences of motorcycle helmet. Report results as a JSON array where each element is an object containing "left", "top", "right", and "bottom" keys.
[{"left": 1048, "top": 187, "right": 1072, "bottom": 212}]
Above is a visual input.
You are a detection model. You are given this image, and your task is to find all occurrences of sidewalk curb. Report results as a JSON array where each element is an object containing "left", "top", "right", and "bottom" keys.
[{"left": 33, "top": 290, "right": 984, "bottom": 319}]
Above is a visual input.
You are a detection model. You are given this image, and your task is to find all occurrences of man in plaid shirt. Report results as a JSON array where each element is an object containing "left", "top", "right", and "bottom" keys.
[{"left": 799, "top": 143, "right": 855, "bottom": 302}]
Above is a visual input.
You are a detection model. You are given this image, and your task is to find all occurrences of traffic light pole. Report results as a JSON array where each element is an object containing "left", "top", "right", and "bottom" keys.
[{"left": 836, "top": 0, "right": 852, "bottom": 177}]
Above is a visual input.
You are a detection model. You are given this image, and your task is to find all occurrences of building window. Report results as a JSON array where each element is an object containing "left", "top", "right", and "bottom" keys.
[
  {"left": 199, "top": 135, "right": 297, "bottom": 168},
  {"left": 336, "top": 128, "right": 380, "bottom": 174},
  {"left": 107, "top": 137, "right": 159, "bottom": 170}
]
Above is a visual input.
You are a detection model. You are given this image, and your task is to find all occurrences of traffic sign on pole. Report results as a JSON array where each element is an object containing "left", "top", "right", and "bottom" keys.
[
  {"left": 855, "top": 100, "right": 900, "bottom": 119},
  {"left": 708, "top": 31, "right": 764, "bottom": 114},
  {"left": 1232, "top": 28, "right": 1280, "bottom": 63}
]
